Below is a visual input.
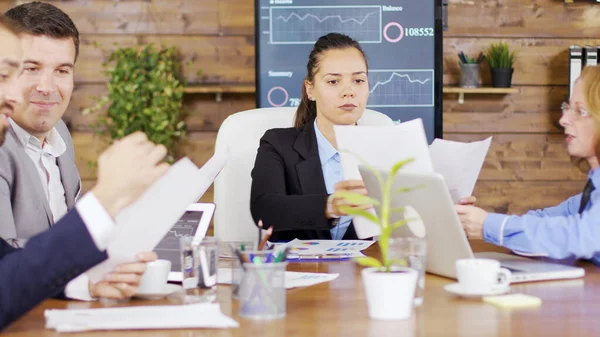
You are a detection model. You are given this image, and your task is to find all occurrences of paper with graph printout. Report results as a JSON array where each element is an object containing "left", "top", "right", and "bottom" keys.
[
  {"left": 86, "top": 152, "right": 228, "bottom": 282},
  {"left": 334, "top": 119, "right": 433, "bottom": 239},
  {"left": 283, "top": 239, "right": 375, "bottom": 258},
  {"left": 216, "top": 267, "right": 339, "bottom": 289},
  {"left": 45, "top": 303, "right": 238, "bottom": 332},
  {"left": 429, "top": 137, "right": 492, "bottom": 203}
]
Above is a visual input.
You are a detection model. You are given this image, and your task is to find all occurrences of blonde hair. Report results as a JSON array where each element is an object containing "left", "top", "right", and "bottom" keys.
[{"left": 579, "top": 66, "right": 600, "bottom": 124}]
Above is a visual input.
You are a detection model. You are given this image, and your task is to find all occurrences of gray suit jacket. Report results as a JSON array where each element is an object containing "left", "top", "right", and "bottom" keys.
[{"left": 0, "top": 120, "right": 81, "bottom": 244}]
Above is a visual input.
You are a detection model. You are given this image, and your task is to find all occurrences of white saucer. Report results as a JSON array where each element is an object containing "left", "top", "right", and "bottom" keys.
[
  {"left": 444, "top": 283, "right": 510, "bottom": 298},
  {"left": 135, "top": 283, "right": 183, "bottom": 300}
]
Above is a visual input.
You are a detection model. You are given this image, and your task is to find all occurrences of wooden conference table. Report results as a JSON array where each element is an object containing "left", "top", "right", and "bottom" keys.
[{"left": 4, "top": 241, "right": 600, "bottom": 337}]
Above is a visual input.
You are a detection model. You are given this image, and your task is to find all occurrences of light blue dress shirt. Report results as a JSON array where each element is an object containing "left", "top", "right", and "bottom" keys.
[
  {"left": 313, "top": 121, "right": 352, "bottom": 240},
  {"left": 483, "top": 168, "right": 600, "bottom": 265}
]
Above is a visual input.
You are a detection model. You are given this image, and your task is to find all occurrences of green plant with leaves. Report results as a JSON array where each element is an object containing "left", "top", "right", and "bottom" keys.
[
  {"left": 485, "top": 42, "right": 516, "bottom": 69},
  {"left": 84, "top": 44, "right": 186, "bottom": 159},
  {"left": 333, "top": 158, "right": 418, "bottom": 272}
]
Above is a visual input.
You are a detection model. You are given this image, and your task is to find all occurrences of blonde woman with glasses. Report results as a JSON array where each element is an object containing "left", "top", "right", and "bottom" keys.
[{"left": 455, "top": 66, "right": 600, "bottom": 265}]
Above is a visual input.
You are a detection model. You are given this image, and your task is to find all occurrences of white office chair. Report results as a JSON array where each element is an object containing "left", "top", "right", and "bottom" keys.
[{"left": 213, "top": 107, "right": 394, "bottom": 242}]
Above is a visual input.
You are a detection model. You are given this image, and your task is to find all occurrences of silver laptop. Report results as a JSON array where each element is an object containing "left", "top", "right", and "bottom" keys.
[{"left": 359, "top": 167, "right": 585, "bottom": 283}]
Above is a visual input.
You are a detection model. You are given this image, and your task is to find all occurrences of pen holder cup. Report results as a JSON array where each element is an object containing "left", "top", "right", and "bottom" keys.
[
  {"left": 238, "top": 261, "right": 287, "bottom": 320},
  {"left": 459, "top": 63, "right": 481, "bottom": 88},
  {"left": 228, "top": 241, "right": 256, "bottom": 299}
]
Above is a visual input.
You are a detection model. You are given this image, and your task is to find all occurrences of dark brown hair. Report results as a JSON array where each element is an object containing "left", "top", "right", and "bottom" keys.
[
  {"left": 0, "top": 14, "right": 23, "bottom": 36},
  {"left": 6, "top": 1, "right": 79, "bottom": 61},
  {"left": 294, "top": 33, "right": 368, "bottom": 129}
]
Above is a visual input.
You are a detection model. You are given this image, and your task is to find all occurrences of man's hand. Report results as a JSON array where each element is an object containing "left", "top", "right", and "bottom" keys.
[
  {"left": 458, "top": 196, "right": 477, "bottom": 206},
  {"left": 327, "top": 179, "right": 372, "bottom": 218},
  {"left": 88, "top": 252, "right": 157, "bottom": 299},
  {"left": 455, "top": 205, "right": 488, "bottom": 240},
  {"left": 92, "top": 132, "right": 170, "bottom": 218}
]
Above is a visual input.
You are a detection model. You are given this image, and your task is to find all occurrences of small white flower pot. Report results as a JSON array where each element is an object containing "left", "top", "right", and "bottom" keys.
[{"left": 362, "top": 266, "right": 418, "bottom": 320}]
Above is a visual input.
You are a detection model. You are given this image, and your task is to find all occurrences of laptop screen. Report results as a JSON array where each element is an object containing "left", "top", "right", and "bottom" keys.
[{"left": 154, "top": 210, "right": 204, "bottom": 272}]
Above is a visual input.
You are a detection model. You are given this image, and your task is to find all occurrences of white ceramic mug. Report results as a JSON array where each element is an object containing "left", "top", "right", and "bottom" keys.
[
  {"left": 455, "top": 258, "right": 511, "bottom": 292},
  {"left": 136, "top": 259, "right": 172, "bottom": 294}
]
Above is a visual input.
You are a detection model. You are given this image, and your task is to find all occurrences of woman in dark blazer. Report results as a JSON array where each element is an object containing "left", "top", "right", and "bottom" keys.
[{"left": 250, "top": 33, "right": 373, "bottom": 242}]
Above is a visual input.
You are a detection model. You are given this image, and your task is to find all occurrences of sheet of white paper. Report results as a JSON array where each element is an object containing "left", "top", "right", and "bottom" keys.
[
  {"left": 86, "top": 152, "right": 228, "bottom": 282},
  {"left": 429, "top": 137, "right": 491, "bottom": 203},
  {"left": 334, "top": 119, "right": 433, "bottom": 238},
  {"left": 216, "top": 267, "right": 339, "bottom": 289},
  {"left": 45, "top": 303, "right": 238, "bottom": 332}
]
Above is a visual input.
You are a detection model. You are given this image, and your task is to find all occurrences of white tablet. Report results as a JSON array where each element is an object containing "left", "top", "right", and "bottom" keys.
[{"left": 151, "top": 203, "right": 216, "bottom": 282}]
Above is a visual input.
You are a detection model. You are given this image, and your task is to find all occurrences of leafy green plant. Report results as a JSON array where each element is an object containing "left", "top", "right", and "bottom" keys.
[
  {"left": 485, "top": 42, "right": 516, "bottom": 69},
  {"left": 334, "top": 157, "right": 418, "bottom": 272},
  {"left": 84, "top": 44, "right": 186, "bottom": 159}
]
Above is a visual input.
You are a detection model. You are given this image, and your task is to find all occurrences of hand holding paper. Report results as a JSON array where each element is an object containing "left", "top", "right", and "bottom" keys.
[{"left": 86, "top": 152, "right": 228, "bottom": 282}]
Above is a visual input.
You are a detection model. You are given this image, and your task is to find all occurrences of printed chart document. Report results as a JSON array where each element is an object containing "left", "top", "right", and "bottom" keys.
[
  {"left": 86, "top": 152, "right": 228, "bottom": 282},
  {"left": 282, "top": 239, "right": 375, "bottom": 258},
  {"left": 429, "top": 137, "right": 492, "bottom": 202},
  {"left": 217, "top": 267, "right": 339, "bottom": 289},
  {"left": 334, "top": 119, "right": 433, "bottom": 238}
]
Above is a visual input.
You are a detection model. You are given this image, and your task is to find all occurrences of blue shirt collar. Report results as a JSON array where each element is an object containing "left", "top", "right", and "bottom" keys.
[
  {"left": 590, "top": 167, "right": 600, "bottom": 188},
  {"left": 313, "top": 120, "right": 338, "bottom": 165}
]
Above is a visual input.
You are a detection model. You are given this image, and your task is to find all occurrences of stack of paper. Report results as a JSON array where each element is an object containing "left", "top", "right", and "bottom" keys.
[
  {"left": 334, "top": 119, "right": 491, "bottom": 238},
  {"left": 87, "top": 152, "right": 228, "bottom": 282},
  {"left": 45, "top": 303, "right": 238, "bottom": 332}
]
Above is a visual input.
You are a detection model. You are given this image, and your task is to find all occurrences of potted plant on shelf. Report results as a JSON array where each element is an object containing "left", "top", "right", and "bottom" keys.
[
  {"left": 334, "top": 158, "right": 421, "bottom": 320},
  {"left": 485, "top": 42, "right": 516, "bottom": 88},
  {"left": 84, "top": 44, "right": 186, "bottom": 160}
]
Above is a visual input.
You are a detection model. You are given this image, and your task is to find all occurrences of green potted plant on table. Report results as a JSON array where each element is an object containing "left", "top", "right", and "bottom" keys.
[
  {"left": 84, "top": 44, "right": 186, "bottom": 160},
  {"left": 334, "top": 158, "right": 422, "bottom": 320},
  {"left": 485, "top": 42, "right": 517, "bottom": 88}
]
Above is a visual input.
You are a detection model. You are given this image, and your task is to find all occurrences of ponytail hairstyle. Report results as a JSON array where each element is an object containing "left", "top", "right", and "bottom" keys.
[{"left": 294, "top": 33, "right": 368, "bottom": 129}]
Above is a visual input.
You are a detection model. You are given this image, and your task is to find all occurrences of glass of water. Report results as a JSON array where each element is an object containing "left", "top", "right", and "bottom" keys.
[{"left": 388, "top": 237, "right": 427, "bottom": 307}]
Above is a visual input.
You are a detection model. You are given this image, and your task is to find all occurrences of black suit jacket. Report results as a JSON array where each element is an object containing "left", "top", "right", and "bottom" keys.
[
  {"left": 250, "top": 119, "right": 359, "bottom": 242},
  {"left": 0, "top": 209, "right": 107, "bottom": 330}
]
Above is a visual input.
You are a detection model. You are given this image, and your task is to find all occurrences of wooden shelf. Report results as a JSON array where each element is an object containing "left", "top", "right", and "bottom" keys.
[
  {"left": 443, "top": 86, "right": 519, "bottom": 104},
  {"left": 183, "top": 83, "right": 255, "bottom": 102}
]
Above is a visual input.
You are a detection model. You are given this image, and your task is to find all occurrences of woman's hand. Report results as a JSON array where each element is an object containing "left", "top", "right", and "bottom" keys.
[{"left": 326, "top": 179, "right": 372, "bottom": 218}]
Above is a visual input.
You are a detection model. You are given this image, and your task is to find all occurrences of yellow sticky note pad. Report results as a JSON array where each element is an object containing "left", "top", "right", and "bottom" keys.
[{"left": 482, "top": 293, "right": 542, "bottom": 309}]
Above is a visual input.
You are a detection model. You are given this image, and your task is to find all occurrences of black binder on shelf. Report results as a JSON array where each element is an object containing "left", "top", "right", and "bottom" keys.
[{"left": 569, "top": 45, "right": 583, "bottom": 97}]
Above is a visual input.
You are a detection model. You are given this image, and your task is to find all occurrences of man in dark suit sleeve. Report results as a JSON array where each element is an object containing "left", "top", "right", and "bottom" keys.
[{"left": 0, "top": 209, "right": 106, "bottom": 328}]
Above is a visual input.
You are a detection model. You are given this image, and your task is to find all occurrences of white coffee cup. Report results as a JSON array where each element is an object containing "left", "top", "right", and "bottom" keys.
[
  {"left": 137, "top": 259, "right": 172, "bottom": 293},
  {"left": 455, "top": 258, "right": 511, "bottom": 292}
]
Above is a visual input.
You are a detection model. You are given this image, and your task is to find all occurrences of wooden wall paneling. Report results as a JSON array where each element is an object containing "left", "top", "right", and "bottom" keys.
[
  {"left": 474, "top": 181, "right": 583, "bottom": 215},
  {"left": 72, "top": 131, "right": 217, "bottom": 180},
  {"left": 23, "top": 0, "right": 220, "bottom": 35},
  {"left": 218, "top": 0, "right": 255, "bottom": 35},
  {"left": 444, "top": 133, "right": 587, "bottom": 182},
  {"left": 63, "top": 84, "right": 256, "bottom": 132},
  {"left": 443, "top": 38, "right": 600, "bottom": 86},
  {"left": 443, "top": 85, "right": 566, "bottom": 134},
  {"left": 76, "top": 35, "right": 255, "bottom": 84},
  {"left": 446, "top": 0, "right": 600, "bottom": 39}
]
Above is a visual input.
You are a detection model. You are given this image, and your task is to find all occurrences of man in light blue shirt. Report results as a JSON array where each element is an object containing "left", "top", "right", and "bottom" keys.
[{"left": 314, "top": 120, "right": 352, "bottom": 240}]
